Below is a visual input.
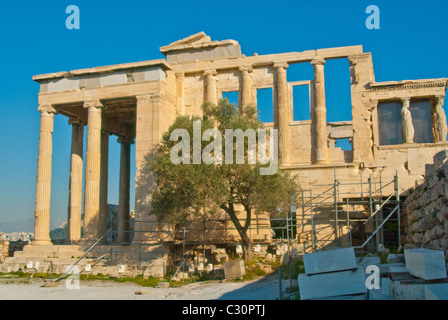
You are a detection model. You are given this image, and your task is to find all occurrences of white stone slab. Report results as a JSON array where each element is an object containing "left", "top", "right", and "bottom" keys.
[
  {"left": 368, "top": 278, "right": 392, "bottom": 300},
  {"left": 298, "top": 268, "right": 367, "bottom": 300},
  {"left": 303, "top": 248, "right": 357, "bottom": 275},
  {"left": 405, "top": 248, "right": 447, "bottom": 280},
  {"left": 425, "top": 284, "right": 448, "bottom": 300},
  {"left": 224, "top": 260, "right": 245, "bottom": 279}
]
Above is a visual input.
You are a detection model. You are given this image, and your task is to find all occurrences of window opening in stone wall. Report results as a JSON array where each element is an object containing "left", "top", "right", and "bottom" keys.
[
  {"left": 409, "top": 99, "right": 433, "bottom": 144},
  {"left": 334, "top": 138, "right": 352, "bottom": 151},
  {"left": 222, "top": 91, "right": 239, "bottom": 109},
  {"left": 325, "top": 59, "right": 352, "bottom": 122},
  {"left": 256, "top": 88, "right": 274, "bottom": 123},
  {"left": 378, "top": 101, "right": 403, "bottom": 145},
  {"left": 292, "top": 84, "right": 311, "bottom": 121}
]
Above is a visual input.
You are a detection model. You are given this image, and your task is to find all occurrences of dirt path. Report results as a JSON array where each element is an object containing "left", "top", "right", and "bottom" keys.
[{"left": 0, "top": 274, "right": 291, "bottom": 300}]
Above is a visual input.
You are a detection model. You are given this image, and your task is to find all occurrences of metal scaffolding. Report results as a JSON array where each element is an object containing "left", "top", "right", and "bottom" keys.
[{"left": 298, "top": 169, "right": 402, "bottom": 254}]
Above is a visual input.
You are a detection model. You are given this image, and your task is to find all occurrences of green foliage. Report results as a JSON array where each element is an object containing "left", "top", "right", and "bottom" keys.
[{"left": 149, "top": 99, "right": 301, "bottom": 258}]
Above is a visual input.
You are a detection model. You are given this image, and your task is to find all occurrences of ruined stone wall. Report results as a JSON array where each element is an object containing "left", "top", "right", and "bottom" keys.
[
  {"left": 0, "top": 240, "right": 9, "bottom": 263},
  {"left": 403, "top": 151, "right": 448, "bottom": 256}
]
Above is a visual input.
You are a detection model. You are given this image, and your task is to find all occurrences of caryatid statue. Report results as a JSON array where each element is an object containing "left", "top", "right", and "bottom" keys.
[
  {"left": 433, "top": 96, "right": 448, "bottom": 142},
  {"left": 401, "top": 98, "right": 414, "bottom": 144}
]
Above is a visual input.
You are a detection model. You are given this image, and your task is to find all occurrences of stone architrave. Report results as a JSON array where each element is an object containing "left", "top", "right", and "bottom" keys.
[
  {"left": 433, "top": 96, "right": 447, "bottom": 142},
  {"left": 34, "top": 105, "right": 56, "bottom": 245},
  {"left": 274, "top": 61, "right": 290, "bottom": 165},
  {"left": 311, "top": 58, "right": 328, "bottom": 163},
  {"left": 204, "top": 69, "right": 218, "bottom": 105},
  {"left": 401, "top": 98, "right": 414, "bottom": 144},
  {"left": 66, "top": 118, "right": 84, "bottom": 244},
  {"left": 239, "top": 65, "right": 253, "bottom": 112},
  {"left": 82, "top": 101, "right": 104, "bottom": 242}
]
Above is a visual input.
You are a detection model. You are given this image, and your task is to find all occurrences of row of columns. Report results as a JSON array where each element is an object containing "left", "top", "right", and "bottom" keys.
[
  {"left": 201, "top": 58, "right": 329, "bottom": 165},
  {"left": 34, "top": 101, "right": 133, "bottom": 245},
  {"left": 401, "top": 96, "right": 447, "bottom": 144}
]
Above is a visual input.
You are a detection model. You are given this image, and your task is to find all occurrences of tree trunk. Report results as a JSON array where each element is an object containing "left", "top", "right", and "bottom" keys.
[{"left": 221, "top": 202, "right": 252, "bottom": 260}]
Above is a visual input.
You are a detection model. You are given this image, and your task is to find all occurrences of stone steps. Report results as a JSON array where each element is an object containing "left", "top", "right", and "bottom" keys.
[{"left": 1, "top": 244, "right": 170, "bottom": 278}]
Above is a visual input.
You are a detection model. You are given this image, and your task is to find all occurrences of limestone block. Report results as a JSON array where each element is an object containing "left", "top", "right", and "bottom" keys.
[
  {"left": 425, "top": 284, "right": 448, "bottom": 300},
  {"left": 303, "top": 248, "right": 357, "bottom": 275},
  {"left": 369, "top": 278, "right": 391, "bottom": 300},
  {"left": 436, "top": 207, "right": 448, "bottom": 224},
  {"left": 356, "top": 256, "right": 381, "bottom": 272},
  {"left": 387, "top": 254, "right": 404, "bottom": 264},
  {"left": 433, "top": 150, "right": 448, "bottom": 169},
  {"left": 429, "top": 225, "right": 445, "bottom": 240},
  {"left": 223, "top": 260, "right": 245, "bottom": 279},
  {"left": 405, "top": 248, "right": 447, "bottom": 280},
  {"left": 298, "top": 268, "right": 367, "bottom": 300}
]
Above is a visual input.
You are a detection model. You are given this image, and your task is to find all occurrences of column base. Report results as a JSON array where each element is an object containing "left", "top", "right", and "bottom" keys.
[{"left": 33, "top": 239, "right": 52, "bottom": 246}]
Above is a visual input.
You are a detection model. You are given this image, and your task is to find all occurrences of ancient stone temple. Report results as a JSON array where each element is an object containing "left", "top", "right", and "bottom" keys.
[{"left": 5, "top": 32, "right": 447, "bottom": 276}]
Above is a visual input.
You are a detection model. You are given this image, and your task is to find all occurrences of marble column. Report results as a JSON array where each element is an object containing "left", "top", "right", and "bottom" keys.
[
  {"left": 204, "top": 69, "right": 218, "bottom": 105},
  {"left": 239, "top": 65, "right": 254, "bottom": 113},
  {"left": 118, "top": 137, "right": 132, "bottom": 243},
  {"left": 34, "top": 105, "right": 56, "bottom": 245},
  {"left": 82, "top": 101, "right": 103, "bottom": 242},
  {"left": 433, "top": 96, "right": 447, "bottom": 142},
  {"left": 401, "top": 98, "right": 414, "bottom": 144},
  {"left": 274, "top": 62, "right": 291, "bottom": 165},
  {"left": 98, "top": 129, "right": 110, "bottom": 240},
  {"left": 311, "top": 58, "right": 329, "bottom": 163},
  {"left": 66, "top": 118, "right": 84, "bottom": 244}
]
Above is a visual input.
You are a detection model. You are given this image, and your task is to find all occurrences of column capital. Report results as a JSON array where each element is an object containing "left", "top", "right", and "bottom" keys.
[
  {"left": 204, "top": 69, "right": 218, "bottom": 77},
  {"left": 175, "top": 72, "right": 185, "bottom": 79},
  {"left": 239, "top": 64, "right": 253, "bottom": 74},
  {"left": 435, "top": 95, "right": 445, "bottom": 104},
  {"left": 38, "top": 104, "right": 56, "bottom": 115},
  {"left": 68, "top": 117, "right": 84, "bottom": 126},
  {"left": 83, "top": 100, "right": 104, "bottom": 109},
  {"left": 136, "top": 94, "right": 152, "bottom": 104},
  {"left": 401, "top": 97, "right": 411, "bottom": 106},
  {"left": 311, "top": 58, "right": 326, "bottom": 66},
  {"left": 273, "top": 61, "right": 289, "bottom": 70},
  {"left": 101, "top": 128, "right": 111, "bottom": 136},
  {"left": 117, "top": 136, "right": 135, "bottom": 145}
]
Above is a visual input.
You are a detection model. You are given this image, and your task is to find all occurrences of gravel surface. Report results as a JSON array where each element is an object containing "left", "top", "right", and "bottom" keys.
[{"left": 0, "top": 275, "right": 290, "bottom": 300}]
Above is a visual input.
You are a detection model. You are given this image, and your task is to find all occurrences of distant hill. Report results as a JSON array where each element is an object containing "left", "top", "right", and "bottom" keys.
[
  {"left": 0, "top": 218, "right": 64, "bottom": 234},
  {"left": 0, "top": 218, "right": 35, "bottom": 233}
]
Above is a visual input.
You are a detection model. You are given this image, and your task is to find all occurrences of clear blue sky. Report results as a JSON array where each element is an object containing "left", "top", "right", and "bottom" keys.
[{"left": 0, "top": 0, "right": 447, "bottom": 228}]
